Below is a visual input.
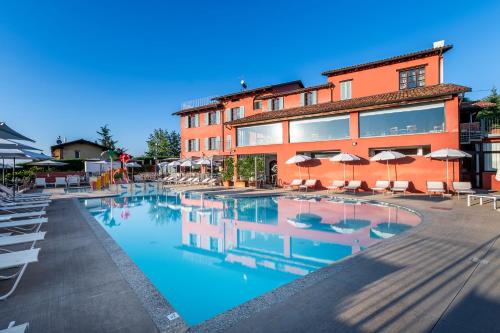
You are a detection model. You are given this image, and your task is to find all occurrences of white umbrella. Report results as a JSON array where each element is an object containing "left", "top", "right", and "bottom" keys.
[
  {"left": 0, "top": 139, "right": 40, "bottom": 151},
  {"left": 425, "top": 148, "right": 472, "bottom": 193},
  {"left": 168, "top": 160, "right": 181, "bottom": 167},
  {"left": 285, "top": 154, "right": 311, "bottom": 179},
  {"left": 126, "top": 162, "right": 141, "bottom": 181},
  {"left": 330, "top": 153, "right": 360, "bottom": 182},
  {"left": 29, "top": 160, "right": 67, "bottom": 166},
  {"left": 0, "top": 122, "right": 35, "bottom": 142},
  {"left": 370, "top": 151, "right": 406, "bottom": 181},
  {"left": 181, "top": 159, "right": 194, "bottom": 174}
]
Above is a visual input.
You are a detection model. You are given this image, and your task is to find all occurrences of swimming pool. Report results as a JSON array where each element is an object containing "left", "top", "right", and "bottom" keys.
[{"left": 82, "top": 192, "right": 421, "bottom": 326}]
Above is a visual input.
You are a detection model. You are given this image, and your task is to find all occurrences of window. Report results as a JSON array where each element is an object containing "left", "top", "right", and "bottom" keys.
[
  {"left": 226, "top": 135, "right": 232, "bottom": 150},
  {"left": 204, "top": 137, "right": 221, "bottom": 151},
  {"left": 299, "top": 150, "right": 340, "bottom": 159},
  {"left": 267, "top": 97, "right": 284, "bottom": 111},
  {"left": 301, "top": 91, "right": 318, "bottom": 106},
  {"left": 369, "top": 146, "right": 431, "bottom": 157},
  {"left": 483, "top": 143, "right": 500, "bottom": 171},
  {"left": 184, "top": 114, "right": 199, "bottom": 128},
  {"left": 399, "top": 67, "right": 425, "bottom": 90},
  {"left": 205, "top": 111, "right": 221, "bottom": 125},
  {"left": 189, "top": 233, "right": 198, "bottom": 247},
  {"left": 340, "top": 80, "right": 352, "bottom": 100},
  {"left": 209, "top": 237, "right": 219, "bottom": 252},
  {"left": 253, "top": 100, "right": 262, "bottom": 110},
  {"left": 359, "top": 103, "right": 445, "bottom": 137},
  {"left": 184, "top": 139, "right": 199, "bottom": 152},
  {"left": 225, "top": 106, "right": 245, "bottom": 121},
  {"left": 289, "top": 115, "right": 350, "bottom": 143},
  {"left": 74, "top": 150, "right": 80, "bottom": 159},
  {"left": 237, "top": 123, "right": 283, "bottom": 147}
]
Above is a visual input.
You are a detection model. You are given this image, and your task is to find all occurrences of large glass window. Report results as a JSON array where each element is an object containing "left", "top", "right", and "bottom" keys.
[
  {"left": 359, "top": 103, "right": 445, "bottom": 138},
  {"left": 237, "top": 123, "right": 283, "bottom": 146},
  {"left": 483, "top": 143, "right": 500, "bottom": 171},
  {"left": 290, "top": 115, "right": 350, "bottom": 143}
]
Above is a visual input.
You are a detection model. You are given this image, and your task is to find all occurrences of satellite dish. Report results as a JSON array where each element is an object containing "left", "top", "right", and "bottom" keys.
[
  {"left": 240, "top": 79, "right": 247, "bottom": 90},
  {"left": 56, "top": 136, "right": 62, "bottom": 145}
]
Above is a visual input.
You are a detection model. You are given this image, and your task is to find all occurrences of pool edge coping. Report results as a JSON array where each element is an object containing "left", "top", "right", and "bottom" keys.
[{"left": 73, "top": 197, "right": 189, "bottom": 333}]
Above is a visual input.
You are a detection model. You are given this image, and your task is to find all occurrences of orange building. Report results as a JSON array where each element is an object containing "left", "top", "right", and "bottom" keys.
[{"left": 173, "top": 43, "right": 499, "bottom": 192}]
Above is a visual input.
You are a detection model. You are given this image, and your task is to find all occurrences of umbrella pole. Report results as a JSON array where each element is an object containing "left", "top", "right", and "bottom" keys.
[
  {"left": 446, "top": 158, "right": 449, "bottom": 194},
  {"left": 2, "top": 158, "right": 4, "bottom": 185},
  {"left": 387, "top": 160, "right": 390, "bottom": 182},
  {"left": 343, "top": 163, "right": 346, "bottom": 182}
]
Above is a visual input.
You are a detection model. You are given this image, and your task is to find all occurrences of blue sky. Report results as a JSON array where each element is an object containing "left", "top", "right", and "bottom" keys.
[{"left": 0, "top": 0, "right": 499, "bottom": 155}]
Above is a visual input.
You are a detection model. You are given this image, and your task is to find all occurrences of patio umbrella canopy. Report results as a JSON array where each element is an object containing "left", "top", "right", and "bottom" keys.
[
  {"left": 285, "top": 154, "right": 311, "bottom": 179},
  {"left": 330, "top": 153, "right": 361, "bottom": 182},
  {"left": 0, "top": 139, "right": 40, "bottom": 151},
  {"left": 425, "top": 148, "right": 472, "bottom": 193},
  {"left": 0, "top": 122, "right": 35, "bottom": 142},
  {"left": 28, "top": 160, "right": 67, "bottom": 167},
  {"left": 370, "top": 151, "right": 407, "bottom": 181}
]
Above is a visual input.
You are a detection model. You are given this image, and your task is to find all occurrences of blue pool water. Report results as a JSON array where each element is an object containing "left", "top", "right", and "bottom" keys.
[{"left": 82, "top": 191, "right": 421, "bottom": 325}]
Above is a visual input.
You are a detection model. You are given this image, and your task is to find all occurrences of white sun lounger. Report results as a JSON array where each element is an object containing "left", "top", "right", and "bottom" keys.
[
  {"left": 452, "top": 181, "right": 476, "bottom": 199},
  {"left": 344, "top": 180, "right": 362, "bottom": 194},
  {"left": 0, "top": 322, "right": 29, "bottom": 333},
  {"left": 426, "top": 181, "right": 446, "bottom": 197},
  {"left": 0, "top": 202, "right": 48, "bottom": 211},
  {"left": 0, "top": 218, "right": 48, "bottom": 230},
  {"left": 327, "top": 180, "right": 345, "bottom": 193},
  {"left": 371, "top": 180, "right": 390, "bottom": 195},
  {"left": 34, "top": 178, "right": 47, "bottom": 188},
  {"left": 0, "top": 248, "right": 40, "bottom": 300},
  {"left": 299, "top": 179, "right": 317, "bottom": 192},
  {"left": 0, "top": 185, "right": 50, "bottom": 199},
  {"left": 0, "top": 232, "right": 46, "bottom": 247},
  {"left": 287, "top": 179, "right": 303, "bottom": 190},
  {"left": 54, "top": 177, "right": 67, "bottom": 188},
  {"left": 0, "top": 211, "right": 46, "bottom": 221},
  {"left": 391, "top": 181, "right": 409, "bottom": 195}
]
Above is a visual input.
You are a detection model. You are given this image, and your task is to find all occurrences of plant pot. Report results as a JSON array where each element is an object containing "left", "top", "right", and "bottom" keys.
[
  {"left": 234, "top": 180, "right": 248, "bottom": 188},
  {"left": 223, "top": 180, "right": 233, "bottom": 188},
  {"left": 491, "top": 128, "right": 500, "bottom": 135}
]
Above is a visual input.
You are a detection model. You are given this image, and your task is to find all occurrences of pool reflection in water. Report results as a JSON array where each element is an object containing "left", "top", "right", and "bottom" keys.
[{"left": 82, "top": 193, "right": 420, "bottom": 325}]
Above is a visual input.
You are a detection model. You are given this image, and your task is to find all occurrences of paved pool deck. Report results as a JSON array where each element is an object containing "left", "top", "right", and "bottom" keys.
[{"left": 1, "top": 188, "right": 499, "bottom": 333}]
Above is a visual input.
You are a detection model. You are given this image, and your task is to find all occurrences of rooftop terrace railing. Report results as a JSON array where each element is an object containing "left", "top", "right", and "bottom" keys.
[
  {"left": 180, "top": 96, "right": 218, "bottom": 110},
  {"left": 460, "top": 117, "right": 500, "bottom": 143}
]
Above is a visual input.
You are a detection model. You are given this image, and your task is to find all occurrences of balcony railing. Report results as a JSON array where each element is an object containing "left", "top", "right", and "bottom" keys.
[
  {"left": 460, "top": 117, "right": 500, "bottom": 144},
  {"left": 181, "top": 96, "right": 218, "bottom": 110}
]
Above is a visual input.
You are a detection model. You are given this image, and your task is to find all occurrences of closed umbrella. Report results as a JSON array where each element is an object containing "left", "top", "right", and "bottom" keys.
[
  {"left": 285, "top": 154, "right": 311, "bottom": 179},
  {"left": 425, "top": 148, "right": 471, "bottom": 193},
  {"left": 330, "top": 153, "right": 360, "bottom": 182},
  {"left": 370, "top": 151, "right": 406, "bottom": 182}
]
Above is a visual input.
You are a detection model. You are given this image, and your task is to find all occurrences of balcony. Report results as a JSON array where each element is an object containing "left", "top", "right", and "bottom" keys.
[
  {"left": 460, "top": 117, "right": 500, "bottom": 144},
  {"left": 180, "top": 96, "right": 218, "bottom": 110}
]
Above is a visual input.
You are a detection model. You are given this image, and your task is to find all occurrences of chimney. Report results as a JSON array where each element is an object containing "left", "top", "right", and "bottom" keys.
[{"left": 433, "top": 40, "right": 445, "bottom": 49}]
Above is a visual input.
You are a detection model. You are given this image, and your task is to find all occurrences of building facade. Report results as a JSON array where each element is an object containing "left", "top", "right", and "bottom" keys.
[
  {"left": 174, "top": 43, "right": 499, "bottom": 192},
  {"left": 51, "top": 139, "right": 107, "bottom": 160}
]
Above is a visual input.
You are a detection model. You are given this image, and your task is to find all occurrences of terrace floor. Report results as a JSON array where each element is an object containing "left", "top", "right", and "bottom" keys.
[{"left": 1, "top": 187, "right": 499, "bottom": 333}]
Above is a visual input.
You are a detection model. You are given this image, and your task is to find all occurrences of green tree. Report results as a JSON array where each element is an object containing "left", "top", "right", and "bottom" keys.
[
  {"left": 96, "top": 125, "right": 118, "bottom": 150},
  {"left": 145, "top": 129, "right": 181, "bottom": 158},
  {"left": 478, "top": 87, "right": 500, "bottom": 119}
]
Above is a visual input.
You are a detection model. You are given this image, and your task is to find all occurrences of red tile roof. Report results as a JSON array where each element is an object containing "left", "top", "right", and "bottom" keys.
[
  {"left": 254, "top": 83, "right": 334, "bottom": 100},
  {"left": 213, "top": 80, "right": 304, "bottom": 101},
  {"left": 226, "top": 84, "right": 470, "bottom": 126},
  {"left": 321, "top": 45, "right": 453, "bottom": 76},
  {"left": 460, "top": 100, "right": 496, "bottom": 112}
]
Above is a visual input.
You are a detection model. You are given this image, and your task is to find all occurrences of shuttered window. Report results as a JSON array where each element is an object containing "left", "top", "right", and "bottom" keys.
[{"left": 340, "top": 80, "right": 352, "bottom": 100}]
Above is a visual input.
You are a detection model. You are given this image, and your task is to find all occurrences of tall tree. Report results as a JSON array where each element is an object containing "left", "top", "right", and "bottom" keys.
[
  {"left": 478, "top": 87, "right": 500, "bottom": 119},
  {"left": 96, "top": 125, "right": 118, "bottom": 150},
  {"left": 145, "top": 129, "right": 180, "bottom": 158},
  {"left": 166, "top": 130, "right": 181, "bottom": 157}
]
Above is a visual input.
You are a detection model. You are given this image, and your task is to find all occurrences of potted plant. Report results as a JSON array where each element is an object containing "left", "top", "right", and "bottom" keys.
[
  {"left": 235, "top": 156, "right": 265, "bottom": 188},
  {"left": 222, "top": 157, "right": 234, "bottom": 187},
  {"left": 491, "top": 123, "right": 500, "bottom": 135}
]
